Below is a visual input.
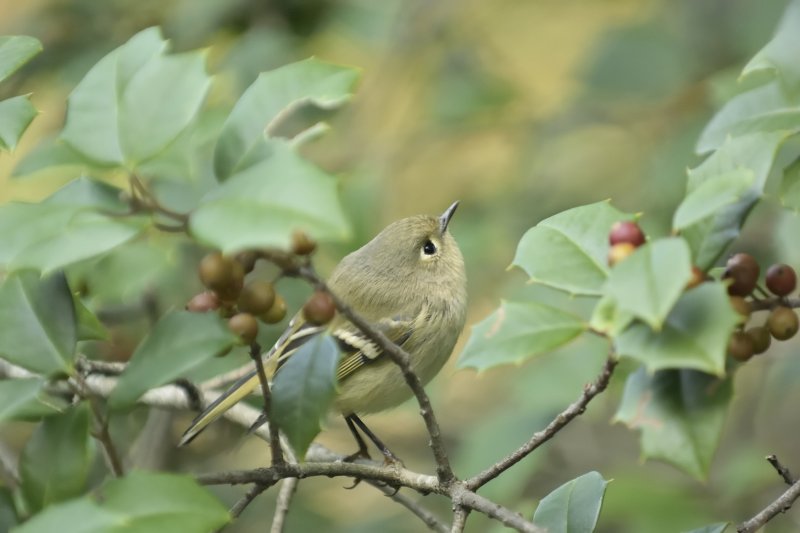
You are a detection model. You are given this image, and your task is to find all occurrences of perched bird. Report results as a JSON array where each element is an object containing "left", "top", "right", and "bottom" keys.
[{"left": 180, "top": 202, "right": 467, "bottom": 461}]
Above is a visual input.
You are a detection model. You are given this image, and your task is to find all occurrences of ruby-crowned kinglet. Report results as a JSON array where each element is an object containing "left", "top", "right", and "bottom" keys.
[{"left": 180, "top": 202, "right": 467, "bottom": 459}]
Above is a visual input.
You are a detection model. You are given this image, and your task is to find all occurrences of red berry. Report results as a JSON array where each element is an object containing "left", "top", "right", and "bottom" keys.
[
  {"left": 686, "top": 266, "right": 706, "bottom": 290},
  {"left": 303, "top": 291, "right": 336, "bottom": 325},
  {"left": 238, "top": 281, "right": 276, "bottom": 315},
  {"left": 261, "top": 295, "right": 287, "bottom": 324},
  {"left": 609, "top": 221, "right": 646, "bottom": 247},
  {"left": 228, "top": 313, "right": 259, "bottom": 344},
  {"left": 767, "top": 306, "right": 799, "bottom": 341},
  {"left": 746, "top": 326, "right": 771, "bottom": 355},
  {"left": 723, "top": 253, "right": 760, "bottom": 296},
  {"left": 765, "top": 263, "right": 796, "bottom": 297},
  {"left": 291, "top": 230, "right": 317, "bottom": 256},
  {"left": 727, "top": 331, "right": 755, "bottom": 362},
  {"left": 608, "top": 243, "right": 636, "bottom": 267},
  {"left": 729, "top": 296, "right": 751, "bottom": 324},
  {"left": 186, "top": 291, "right": 220, "bottom": 313}
]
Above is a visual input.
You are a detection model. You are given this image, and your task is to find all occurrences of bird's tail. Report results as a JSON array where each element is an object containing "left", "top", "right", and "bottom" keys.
[{"left": 179, "top": 370, "right": 260, "bottom": 446}]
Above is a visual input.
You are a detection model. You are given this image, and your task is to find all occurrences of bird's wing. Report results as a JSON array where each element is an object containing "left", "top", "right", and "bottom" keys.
[{"left": 333, "top": 317, "right": 414, "bottom": 382}]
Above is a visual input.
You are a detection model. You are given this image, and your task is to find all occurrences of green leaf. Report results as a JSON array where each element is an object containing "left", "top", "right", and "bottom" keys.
[
  {"left": 190, "top": 139, "right": 350, "bottom": 252},
  {"left": 12, "top": 472, "right": 229, "bottom": 533},
  {"left": 11, "top": 139, "right": 91, "bottom": 177},
  {"left": 682, "top": 132, "right": 788, "bottom": 270},
  {"left": 615, "top": 367, "right": 732, "bottom": 480},
  {"left": 682, "top": 523, "right": 730, "bottom": 533},
  {"left": 61, "top": 27, "right": 210, "bottom": 168},
  {"left": 0, "top": 487, "right": 19, "bottom": 532},
  {"left": 0, "top": 36, "right": 42, "bottom": 83},
  {"left": 109, "top": 311, "right": 239, "bottom": 409},
  {"left": 100, "top": 471, "right": 230, "bottom": 532},
  {"left": 270, "top": 334, "right": 339, "bottom": 459},
  {"left": 512, "top": 201, "right": 634, "bottom": 296},
  {"left": 458, "top": 301, "right": 586, "bottom": 371},
  {"left": 0, "top": 271, "right": 77, "bottom": 375},
  {"left": 532, "top": 471, "right": 609, "bottom": 533},
  {"left": 74, "top": 298, "right": 108, "bottom": 341},
  {"left": 0, "top": 177, "right": 148, "bottom": 274},
  {"left": 696, "top": 82, "right": 800, "bottom": 153},
  {"left": 0, "top": 95, "right": 37, "bottom": 151},
  {"left": 12, "top": 499, "right": 120, "bottom": 533},
  {"left": 214, "top": 57, "right": 360, "bottom": 180},
  {"left": 19, "top": 404, "right": 94, "bottom": 512},
  {"left": 779, "top": 155, "right": 800, "bottom": 212},
  {"left": 615, "top": 283, "right": 739, "bottom": 376},
  {"left": 589, "top": 295, "right": 634, "bottom": 338},
  {"left": 741, "top": 0, "right": 800, "bottom": 94},
  {"left": 673, "top": 170, "right": 755, "bottom": 230},
  {"left": 604, "top": 238, "right": 692, "bottom": 330},
  {"left": 0, "top": 378, "right": 67, "bottom": 422}
]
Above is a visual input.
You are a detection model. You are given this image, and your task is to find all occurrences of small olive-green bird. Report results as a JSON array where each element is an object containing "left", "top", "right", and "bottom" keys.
[{"left": 180, "top": 202, "right": 467, "bottom": 460}]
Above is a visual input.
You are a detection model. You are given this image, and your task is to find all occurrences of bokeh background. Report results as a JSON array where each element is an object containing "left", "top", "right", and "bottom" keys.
[{"left": 2, "top": 0, "right": 800, "bottom": 531}]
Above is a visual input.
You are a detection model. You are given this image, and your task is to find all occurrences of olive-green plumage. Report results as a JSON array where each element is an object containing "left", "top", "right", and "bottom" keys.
[{"left": 180, "top": 202, "right": 467, "bottom": 446}]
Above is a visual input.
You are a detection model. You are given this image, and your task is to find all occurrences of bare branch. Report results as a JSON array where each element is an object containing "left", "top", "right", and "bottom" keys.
[
  {"left": 73, "top": 373, "right": 125, "bottom": 477},
  {"left": 454, "top": 489, "right": 542, "bottom": 533},
  {"left": 271, "top": 478, "right": 299, "bottom": 533},
  {"left": 767, "top": 454, "right": 795, "bottom": 485},
  {"left": 737, "top": 478, "right": 800, "bottom": 533},
  {"left": 249, "top": 342, "right": 284, "bottom": 466},
  {"left": 467, "top": 355, "right": 617, "bottom": 490},
  {"left": 230, "top": 483, "right": 273, "bottom": 519},
  {"left": 368, "top": 482, "right": 449, "bottom": 533},
  {"left": 748, "top": 297, "right": 800, "bottom": 312}
]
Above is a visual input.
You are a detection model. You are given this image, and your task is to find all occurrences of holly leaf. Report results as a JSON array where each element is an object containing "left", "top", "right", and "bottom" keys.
[
  {"left": 458, "top": 301, "right": 586, "bottom": 371},
  {"left": 109, "top": 311, "right": 239, "bottom": 409},
  {"left": 0, "top": 36, "right": 42, "bottom": 83},
  {"left": 270, "top": 334, "right": 339, "bottom": 459},
  {"left": 0, "top": 177, "right": 148, "bottom": 274},
  {"left": 12, "top": 471, "right": 230, "bottom": 533},
  {"left": 0, "top": 379, "right": 67, "bottom": 422},
  {"left": 0, "top": 95, "right": 37, "bottom": 151},
  {"left": 614, "top": 283, "right": 739, "bottom": 376},
  {"left": 214, "top": 57, "right": 360, "bottom": 180},
  {"left": 0, "top": 271, "right": 77, "bottom": 375},
  {"left": 681, "top": 132, "right": 789, "bottom": 270},
  {"left": 532, "top": 471, "right": 609, "bottom": 533},
  {"left": 741, "top": 0, "right": 800, "bottom": 95},
  {"left": 604, "top": 238, "right": 692, "bottom": 330},
  {"left": 60, "top": 27, "right": 210, "bottom": 168},
  {"left": 615, "top": 367, "right": 731, "bottom": 480},
  {"left": 19, "top": 405, "right": 94, "bottom": 512},
  {"left": 673, "top": 170, "right": 755, "bottom": 230},
  {"left": 512, "top": 201, "right": 634, "bottom": 296},
  {"left": 190, "top": 139, "right": 350, "bottom": 252}
]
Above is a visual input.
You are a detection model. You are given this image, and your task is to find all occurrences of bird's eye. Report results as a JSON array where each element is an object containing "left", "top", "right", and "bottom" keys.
[{"left": 422, "top": 240, "right": 437, "bottom": 255}]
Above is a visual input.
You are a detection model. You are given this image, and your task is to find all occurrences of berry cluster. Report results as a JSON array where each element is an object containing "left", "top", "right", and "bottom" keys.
[
  {"left": 722, "top": 253, "right": 798, "bottom": 362},
  {"left": 185, "top": 232, "right": 336, "bottom": 348},
  {"left": 607, "top": 222, "right": 800, "bottom": 363}
]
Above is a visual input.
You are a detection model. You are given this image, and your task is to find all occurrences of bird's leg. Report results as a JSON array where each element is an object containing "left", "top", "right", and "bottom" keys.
[
  {"left": 349, "top": 414, "right": 403, "bottom": 466},
  {"left": 343, "top": 414, "right": 371, "bottom": 462}
]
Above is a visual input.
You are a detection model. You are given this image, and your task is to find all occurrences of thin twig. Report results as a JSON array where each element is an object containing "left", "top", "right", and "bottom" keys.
[
  {"left": 290, "top": 262, "right": 455, "bottom": 484},
  {"left": 249, "top": 342, "right": 284, "bottom": 465},
  {"left": 749, "top": 297, "right": 800, "bottom": 312},
  {"left": 270, "top": 478, "right": 299, "bottom": 533},
  {"left": 73, "top": 374, "right": 125, "bottom": 477},
  {"left": 230, "top": 483, "right": 273, "bottom": 519},
  {"left": 467, "top": 355, "right": 617, "bottom": 490},
  {"left": 767, "top": 454, "right": 795, "bottom": 485},
  {"left": 368, "top": 482, "right": 449, "bottom": 533},
  {"left": 737, "top": 478, "right": 800, "bottom": 533}
]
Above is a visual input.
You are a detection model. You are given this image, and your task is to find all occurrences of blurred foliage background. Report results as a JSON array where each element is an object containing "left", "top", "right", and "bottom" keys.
[{"left": 2, "top": 0, "right": 800, "bottom": 531}]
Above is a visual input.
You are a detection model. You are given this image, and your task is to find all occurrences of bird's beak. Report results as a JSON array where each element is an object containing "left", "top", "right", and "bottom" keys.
[{"left": 439, "top": 201, "right": 459, "bottom": 234}]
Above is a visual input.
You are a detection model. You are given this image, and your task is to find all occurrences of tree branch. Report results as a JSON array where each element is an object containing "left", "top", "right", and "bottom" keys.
[
  {"left": 368, "top": 481, "right": 449, "bottom": 533},
  {"left": 737, "top": 478, "right": 800, "bottom": 533},
  {"left": 767, "top": 454, "right": 795, "bottom": 485},
  {"left": 249, "top": 342, "right": 284, "bottom": 466},
  {"left": 450, "top": 505, "right": 469, "bottom": 533},
  {"left": 230, "top": 483, "right": 273, "bottom": 519},
  {"left": 270, "top": 478, "right": 299, "bottom": 533},
  {"left": 467, "top": 355, "right": 617, "bottom": 490}
]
